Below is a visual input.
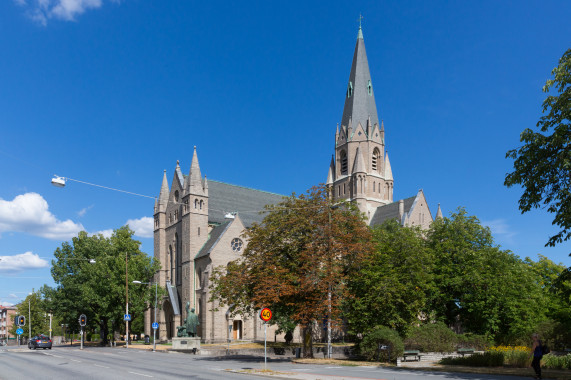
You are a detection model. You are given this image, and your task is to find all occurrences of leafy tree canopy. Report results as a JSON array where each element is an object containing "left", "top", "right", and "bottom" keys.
[
  {"left": 345, "top": 219, "right": 433, "bottom": 336},
  {"left": 49, "top": 226, "right": 160, "bottom": 343},
  {"left": 505, "top": 48, "right": 571, "bottom": 248},
  {"left": 210, "top": 185, "right": 373, "bottom": 357},
  {"left": 426, "top": 208, "right": 548, "bottom": 344}
]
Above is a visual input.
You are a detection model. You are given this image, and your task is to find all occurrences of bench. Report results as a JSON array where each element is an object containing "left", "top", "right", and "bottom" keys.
[
  {"left": 403, "top": 350, "right": 421, "bottom": 361},
  {"left": 457, "top": 348, "right": 475, "bottom": 356}
]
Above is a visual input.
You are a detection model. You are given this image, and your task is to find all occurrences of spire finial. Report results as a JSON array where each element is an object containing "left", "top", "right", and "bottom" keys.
[{"left": 357, "top": 14, "right": 364, "bottom": 39}]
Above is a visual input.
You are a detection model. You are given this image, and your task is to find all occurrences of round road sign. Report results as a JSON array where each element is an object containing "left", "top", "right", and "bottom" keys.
[
  {"left": 152, "top": 322, "right": 159, "bottom": 329},
  {"left": 16, "top": 328, "right": 23, "bottom": 335},
  {"left": 260, "top": 308, "right": 272, "bottom": 322}
]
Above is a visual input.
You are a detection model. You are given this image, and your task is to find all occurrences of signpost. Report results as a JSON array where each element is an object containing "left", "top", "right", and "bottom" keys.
[
  {"left": 16, "top": 328, "right": 23, "bottom": 347},
  {"left": 79, "top": 314, "right": 86, "bottom": 350},
  {"left": 259, "top": 308, "right": 272, "bottom": 370}
]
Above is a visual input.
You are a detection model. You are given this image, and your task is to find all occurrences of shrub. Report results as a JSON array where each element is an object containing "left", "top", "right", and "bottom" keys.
[
  {"left": 360, "top": 326, "right": 404, "bottom": 362},
  {"left": 489, "top": 345, "right": 531, "bottom": 367},
  {"left": 440, "top": 352, "right": 504, "bottom": 367},
  {"left": 542, "top": 354, "right": 571, "bottom": 370},
  {"left": 404, "top": 322, "right": 457, "bottom": 352},
  {"left": 457, "top": 333, "right": 493, "bottom": 350}
]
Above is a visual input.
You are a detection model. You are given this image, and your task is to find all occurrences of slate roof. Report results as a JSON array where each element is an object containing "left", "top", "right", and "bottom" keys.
[
  {"left": 195, "top": 221, "right": 231, "bottom": 260},
  {"left": 208, "top": 180, "right": 285, "bottom": 228},
  {"left": 370, "top": 195, "right": 416, "bottom": 226},
  {"left": 341, "top": 27, "right": 380, "bottom": 131}
]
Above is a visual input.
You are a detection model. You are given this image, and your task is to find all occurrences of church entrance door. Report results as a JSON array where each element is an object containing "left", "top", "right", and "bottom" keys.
[
  {"left": 163, "top": 301, "right": 174, "bottom": 340},
  {"left": 232, "top": 320, "right": 242, "bottom": 340}
]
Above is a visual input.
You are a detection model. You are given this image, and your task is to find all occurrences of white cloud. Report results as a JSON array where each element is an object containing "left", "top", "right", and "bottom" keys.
[
  {"left": 14, "top": 0, "right": 118, "bottom": 26},
  {"left": 0, "top": 251, "right": 49, "bottom": 273},
  {"left": 126, "top": 217, "right": 153, "bottom": 238},
  {"left": 78, "top": 205, "right": 94, "bottom": 217},
  {"left": 0, "top": 192, "right": 84, "bottom": 240},
  {"left": 482, "top": 218, "right": 517, "bottom": 244},
  {"left": 91, "top": 229, "right": 113, "bottom": 238}
]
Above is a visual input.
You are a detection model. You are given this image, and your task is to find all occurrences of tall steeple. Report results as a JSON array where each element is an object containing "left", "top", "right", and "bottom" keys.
[
  {"left": 330, "top": 21, "right": 394, "bottom": 221},
  {"left": 340, "top": 24, "right": 379, "bottom": 133}
]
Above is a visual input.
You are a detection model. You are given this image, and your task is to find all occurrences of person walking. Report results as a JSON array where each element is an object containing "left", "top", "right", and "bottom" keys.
[{"left": 530, "top": 333, "right": 543, "bottom": 379}]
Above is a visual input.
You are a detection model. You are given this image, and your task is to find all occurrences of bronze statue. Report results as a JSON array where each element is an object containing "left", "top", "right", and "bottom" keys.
[{"left": 176, "top": 302, "right": 199, "bottom": 337}]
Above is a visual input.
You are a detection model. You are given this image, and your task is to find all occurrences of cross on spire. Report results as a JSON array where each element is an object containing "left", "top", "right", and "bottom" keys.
[{"left": 358, "top": 13, "right": 363, "bottom": 29}]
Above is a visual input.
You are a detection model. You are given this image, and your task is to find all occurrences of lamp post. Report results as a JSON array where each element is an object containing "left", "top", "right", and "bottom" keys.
[
  {"left": 132, "top": 280, "right": 157, "bottom": 352},
  {"left": 126, "top": 252, "right": 129, "bottom": 349}
]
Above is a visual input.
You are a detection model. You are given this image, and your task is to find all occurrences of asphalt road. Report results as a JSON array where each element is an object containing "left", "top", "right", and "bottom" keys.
[{"left": 0, "top": 345, "right": 535, "bottom": 380}]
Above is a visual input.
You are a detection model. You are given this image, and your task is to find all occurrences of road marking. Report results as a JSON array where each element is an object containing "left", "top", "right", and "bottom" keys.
[
  {"left": 94, "top": 364, "right": 110, "bottom": 369},
  {"left": 71, "top": 359, "right": 81, "bottom": 362},
  {"left": 326, "top": 366, "right": 342, "bottom": 368},
  {"left": 128, "top": 371, "right": 153, "bottom": 377}
]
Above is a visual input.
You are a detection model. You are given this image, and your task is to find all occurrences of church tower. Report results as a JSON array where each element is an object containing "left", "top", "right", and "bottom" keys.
[{"left": 327, "top": 24, "right": 394, "bottom": 221}]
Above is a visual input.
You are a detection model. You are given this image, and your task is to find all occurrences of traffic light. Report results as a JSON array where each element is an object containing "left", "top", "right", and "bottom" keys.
[
  {"left": 18, "top": 315, "right": 25, "bottom": 326},
  {"left": 79, "top": 314, "right": 86, "bottom": 327}
]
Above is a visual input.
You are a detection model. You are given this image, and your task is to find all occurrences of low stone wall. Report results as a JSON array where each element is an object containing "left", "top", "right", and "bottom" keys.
[{"left": 198, "top": 345, "right": 353, "bottom": 358}]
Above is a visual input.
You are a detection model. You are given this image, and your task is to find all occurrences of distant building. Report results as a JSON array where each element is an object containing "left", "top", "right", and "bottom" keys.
[
  {"left": 147, "top": 25, "right": 442, "bottom": 343},
  {"left": 0, "top": 305, "right": 17, "bottom": 339}
]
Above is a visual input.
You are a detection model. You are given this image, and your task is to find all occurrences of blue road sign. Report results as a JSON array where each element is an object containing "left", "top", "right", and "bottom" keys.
[
  {"left": 16, "top": 328, "right": 23, "bottom": 335},
  {"left": 124, "top": 314, "right": 131, "bottom": 321},
  {"left": 152, "top": 322, "right": 159, "bottom": 329}
]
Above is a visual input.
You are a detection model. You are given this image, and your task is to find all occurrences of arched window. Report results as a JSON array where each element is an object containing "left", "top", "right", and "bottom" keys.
[
  {"left": 199, "top": 200, "right": 204, "bottom": 210},
  {"left": 367, "top": 80, "right": 372, "bottom": 95},
  {"left": 347, "top": 81, "right": 353, "bottom": 98},
  {"left": 340, "top": 150, "right": 348, "bottom": 175},
  {"left": 174, "top": 190, "right": 179, "bottom": 202},
  {"left": 168, "top": 245, "right": 173, "bottom": 281},
  {"left": 194, "top": 199, "right": 198, "bottom": 209},
  {"left": 372, "top": 148, "right": 381, "bottom": 172},
  {"left": 175, "top": 233, "right": 181, "bottom": 286}
]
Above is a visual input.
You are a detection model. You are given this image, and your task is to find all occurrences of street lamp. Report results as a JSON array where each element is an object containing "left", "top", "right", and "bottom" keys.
[{"left": 132, "top": 280, "right": 158, "bottom": 352}]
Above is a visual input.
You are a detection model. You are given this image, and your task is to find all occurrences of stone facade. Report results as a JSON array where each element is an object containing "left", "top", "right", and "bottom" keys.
[{"left": 147, "top": 25, "right": 441, "bottom": 344}]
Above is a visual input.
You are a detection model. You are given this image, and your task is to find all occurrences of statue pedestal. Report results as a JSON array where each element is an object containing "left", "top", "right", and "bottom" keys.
[{"left": 171, "top": 337, "right": 201, "bottom": 352}]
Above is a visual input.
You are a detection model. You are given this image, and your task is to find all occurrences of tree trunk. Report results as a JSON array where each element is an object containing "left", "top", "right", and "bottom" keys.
[{"left": 302, "top": 323, "right": 314, "bottom": 358}]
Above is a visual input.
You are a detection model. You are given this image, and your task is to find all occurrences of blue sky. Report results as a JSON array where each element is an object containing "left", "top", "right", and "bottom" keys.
[{"left": 1, "top": 0, "right": 570, "bottom": 306}]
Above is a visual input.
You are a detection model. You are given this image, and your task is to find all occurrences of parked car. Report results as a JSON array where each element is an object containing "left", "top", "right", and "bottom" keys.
[{"left": 28, "top": 334, "right": 52, "bottom": 350}]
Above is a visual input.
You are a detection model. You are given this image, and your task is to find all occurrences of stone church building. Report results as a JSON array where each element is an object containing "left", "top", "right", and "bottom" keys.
[{"left": 145, "top": 25, "right": 442, "bottom": 343}]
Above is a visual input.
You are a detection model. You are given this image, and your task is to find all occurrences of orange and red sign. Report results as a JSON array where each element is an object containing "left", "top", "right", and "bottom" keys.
[{"left": 260, "top": 308, "right": 272, "bottom": 322}]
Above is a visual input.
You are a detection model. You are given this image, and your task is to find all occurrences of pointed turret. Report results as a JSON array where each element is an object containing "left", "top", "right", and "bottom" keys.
[
  {"left": 384, "top": 152, "right": 393, "bottom": 181},
  {"left": 340, "top": 25, "right": 379, "bottom": 133},
  {"left": 352, "top": 146, "right": 366, "bottom": 173},
  {"left": 436, "top": 203, "right": 443, "bottom": 219},
  {"left": 327, "top": 156, "right": 335, "bottom": 184},
  {"left": 187, "top": 146, "right": 204, "bottom": 194},
  {"left": 158, "top": 170, "right": 169, "bottom": 212}
]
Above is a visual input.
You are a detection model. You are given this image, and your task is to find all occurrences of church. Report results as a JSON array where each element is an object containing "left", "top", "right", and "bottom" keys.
[{"left": 146, "top": 25, "right": 441, "bottom": 343}]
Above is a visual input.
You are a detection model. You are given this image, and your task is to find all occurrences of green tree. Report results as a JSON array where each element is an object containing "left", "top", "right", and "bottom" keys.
[
  {"left": 50, "top": 226, "right": 160, "bottom": 344},
  {"left": 210, "top": 185, "right": 373, "bottom": 357},
  {"left": 427, "top": 208, "right": 547, "bottom": 343},
  {"left": 505, "top": 48, "right": 571, "bottom": 248},
  {"left": 345, "top": 219, "right": 433, "bottom": 336},
  {"left": 9, "top": 291, "right": 50, "bottom": 340}
]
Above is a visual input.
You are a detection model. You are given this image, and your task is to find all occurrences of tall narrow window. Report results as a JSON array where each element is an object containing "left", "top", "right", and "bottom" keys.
[
  {"left": 347, "top": 81, "right": 353, "bottom": 98},
  {"left": 372, "top": 148, "right": 381, "bottom": 172},
  {"left": 367, "top": 80, "right": 372, "bottom": 95},
  {"left": 175, "top": 233, "right": 181, "bottom": 286},
  {"left": 340, "top": 150, "right": 348, "bottom": 175}
]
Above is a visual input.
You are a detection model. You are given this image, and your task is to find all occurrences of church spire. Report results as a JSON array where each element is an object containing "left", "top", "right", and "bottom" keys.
[
  {"left": 188, "top": 146, "right": 204, "bottom": 194},
  {"left": 340, "top": 23, "right": 379, "bottom": 134},
  {"left": 158, "top": 170, "right": 169, "bottom": 212}
]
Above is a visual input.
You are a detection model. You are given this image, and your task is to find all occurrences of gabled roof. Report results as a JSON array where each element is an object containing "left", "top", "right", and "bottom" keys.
[
  {"left": 340, "top": 26, "right": 380, "bottom": 133},
  {"left": 208, "top": 180, "right": 285, "bottom": 228},
  {"left": 195, "top": 221, "right": 231, "bottom": 260},
  {"left": 370, "top": 195, "right": 416, "bottom": 226}
]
